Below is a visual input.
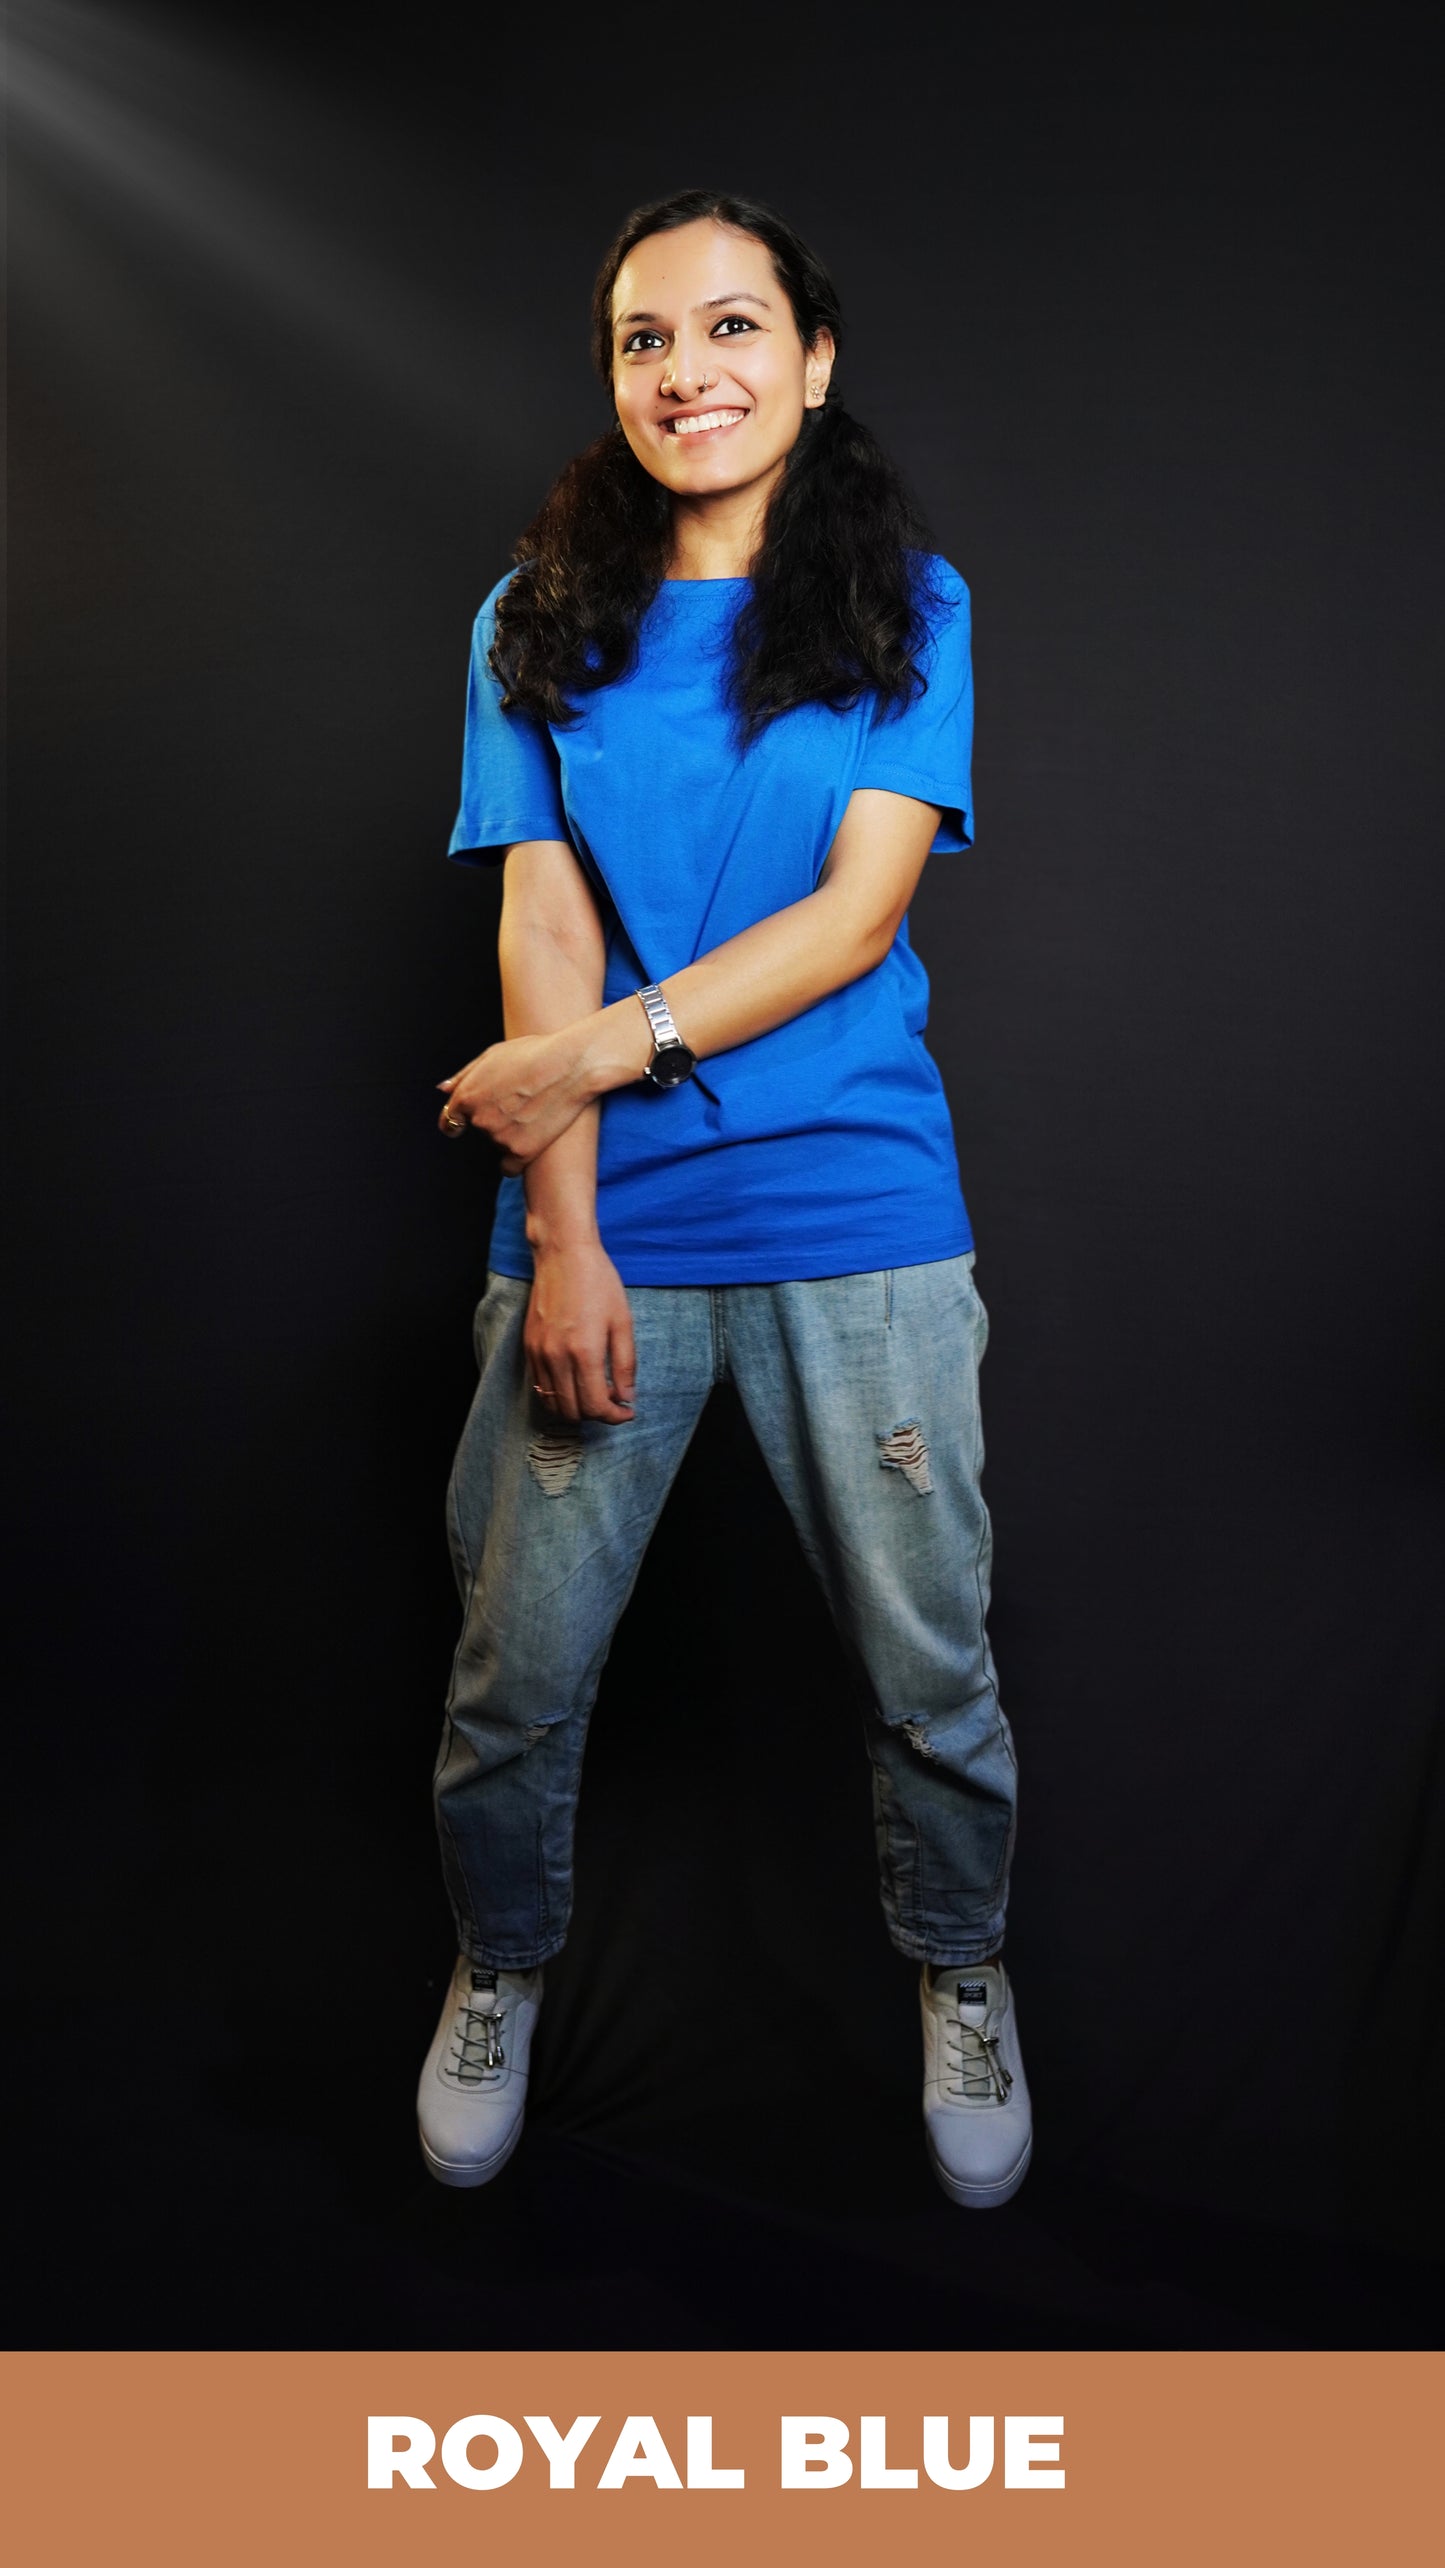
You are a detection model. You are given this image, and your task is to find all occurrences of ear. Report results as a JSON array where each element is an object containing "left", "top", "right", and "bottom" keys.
[{"left": 805, "top": 327, "right": 837, "bottom": 408}]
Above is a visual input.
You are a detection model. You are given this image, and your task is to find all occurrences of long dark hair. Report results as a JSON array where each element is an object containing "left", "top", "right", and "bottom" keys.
[{"left": 490, "top": 189, "right": 941, "bottom": 741}]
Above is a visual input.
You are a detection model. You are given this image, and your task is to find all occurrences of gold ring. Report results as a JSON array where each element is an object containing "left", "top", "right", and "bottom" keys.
[{"left": 442, "top": 1111, "right": 465, "bottom": 1133}]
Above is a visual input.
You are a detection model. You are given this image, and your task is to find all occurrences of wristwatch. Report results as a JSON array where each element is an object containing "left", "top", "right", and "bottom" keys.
[{"left": 635, "top": 983, "right": 698, "bottom": 1089}]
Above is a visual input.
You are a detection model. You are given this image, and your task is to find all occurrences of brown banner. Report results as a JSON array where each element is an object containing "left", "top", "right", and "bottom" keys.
[{"left": 5, "top": 2349, "right": 1441, "bottom": 2566}]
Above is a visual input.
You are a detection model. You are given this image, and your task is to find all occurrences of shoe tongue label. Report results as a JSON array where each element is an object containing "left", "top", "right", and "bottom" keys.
[{"left": 957, "top": 1980, "right": 988, "bottom": 2007}]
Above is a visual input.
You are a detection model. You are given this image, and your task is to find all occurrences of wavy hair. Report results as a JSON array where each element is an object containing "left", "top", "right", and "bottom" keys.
[{"left": 489, "top": 189, "right": 941, "bottom": 741}]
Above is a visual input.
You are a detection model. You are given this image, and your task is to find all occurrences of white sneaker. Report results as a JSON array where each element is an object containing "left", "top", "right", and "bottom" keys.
[
  {"left": 920, "top": 1959, "right": 1033, "bottom": 2208},
  {"left": 417, "top": 1954, "right": 543, "bottom": 2189}
]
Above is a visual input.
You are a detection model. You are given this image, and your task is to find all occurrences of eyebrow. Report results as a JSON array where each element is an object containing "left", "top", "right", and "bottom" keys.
[{"left": 616, "top": 291, "right": 773, "bottom": 327}]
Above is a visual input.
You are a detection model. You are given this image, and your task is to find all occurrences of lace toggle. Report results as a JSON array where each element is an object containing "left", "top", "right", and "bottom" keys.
[
  {"left": 452, "top": 1974, "right": 508, "bottom": 2083},
  {"left": 946, "top": 2009, "right": 1014, "bottom": 2105}
]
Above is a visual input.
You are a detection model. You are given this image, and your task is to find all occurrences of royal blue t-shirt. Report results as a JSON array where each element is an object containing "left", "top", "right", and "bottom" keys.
[{"left": 448, "top": 556, "right": 976, "bottom": 1285}]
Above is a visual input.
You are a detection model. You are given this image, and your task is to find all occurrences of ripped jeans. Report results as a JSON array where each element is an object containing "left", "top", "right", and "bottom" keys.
[{"left": 434, "top": 1253, "right": 1017, "bottom": 1970}]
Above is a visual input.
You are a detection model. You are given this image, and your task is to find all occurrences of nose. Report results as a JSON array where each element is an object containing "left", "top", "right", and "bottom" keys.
[{"left": 661, "top": 336, "right": 713, "bottom": 399}]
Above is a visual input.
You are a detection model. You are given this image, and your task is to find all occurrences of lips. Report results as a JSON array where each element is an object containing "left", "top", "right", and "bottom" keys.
[{"left": 663, "top": 408, "right": 749, "bottom": 439}]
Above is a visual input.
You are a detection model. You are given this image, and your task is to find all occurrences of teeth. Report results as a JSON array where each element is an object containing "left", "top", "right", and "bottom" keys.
[{"left": 671, "top": 410, "right": 746, "bottom": 436}]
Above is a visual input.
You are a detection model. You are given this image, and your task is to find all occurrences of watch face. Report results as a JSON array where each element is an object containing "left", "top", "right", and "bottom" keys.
[{"left": 646, "top": 1042, "right": 697, "bottom": 1090}]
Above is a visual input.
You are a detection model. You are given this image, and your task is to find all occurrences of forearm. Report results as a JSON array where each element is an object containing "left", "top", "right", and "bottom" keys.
[
  {"left": 570, "top": 871, "right": 907, "bottom": 1097},
  {"left": 464, "top": 844, "right": 636, "bottom": 1429},
  {"left": 567, "top": 786, "right": 941, "bottom": 1097},
  {"left": 671, "top": 878, "right": 897, "bottom": 1052},
  {"left": 497, "top": 848, "right": 606, "bottom": 1251},
  {"left": 440, "top": 793, "right": 942, "bottom": 1167}
]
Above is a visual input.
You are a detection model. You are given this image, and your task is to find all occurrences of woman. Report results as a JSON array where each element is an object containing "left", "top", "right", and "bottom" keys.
[{"left": 420, "top": 189, "right": 1029, "bottom": 2210}]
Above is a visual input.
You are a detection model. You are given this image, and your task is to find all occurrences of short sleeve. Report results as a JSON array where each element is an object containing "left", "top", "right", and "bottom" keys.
[
  {"left": 446, "top": 582, "right": 571, "bottom": 864},
  {"left": 853, "top": 561, "right": 975, "bottom": 853}
]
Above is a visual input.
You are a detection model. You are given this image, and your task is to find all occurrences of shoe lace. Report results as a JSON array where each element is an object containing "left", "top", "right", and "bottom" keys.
[
  {"left": 945, "top": 2011, "right": 1013, "bottom": 2104},
  {"left": 452, "top": 1970, "right": 508, "bottom": 2084}
]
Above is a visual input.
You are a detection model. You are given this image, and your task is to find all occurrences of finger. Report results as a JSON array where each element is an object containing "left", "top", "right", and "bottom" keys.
[
  {"left": 497, "top": 1121, "right": 540, "bottom": 1167},
  {"left": 573, "top": 1349, "right": 622, "bottom": 1424},
  {"left": 547, "top": 1357, "right": 581, "bottom": 1424},
  {"left": 439, "top": 1101, "right": 470, "bottom": 1138},
  {"left": 575, "top": 1334, "right": 634, "bottom": 1424},
  {"left": 609, "top": 1314, "right": 637, "bottom": 1411},
  {"left": 592, "top": 1386, "right": 636, "bottom": 1424},
  {"left": 528, "top": 1348, "right": 573, "bottom": 1420}
]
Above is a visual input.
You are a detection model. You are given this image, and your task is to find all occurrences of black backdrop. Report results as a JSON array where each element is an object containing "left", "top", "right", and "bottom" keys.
[{"left": 7, "top": 1, "right": 1443, "bottom": 2349}]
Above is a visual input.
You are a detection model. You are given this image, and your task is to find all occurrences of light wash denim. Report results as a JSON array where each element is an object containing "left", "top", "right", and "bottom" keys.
[{"left": 434, "top": 1252, "right": 1017, "bottom": 1970}]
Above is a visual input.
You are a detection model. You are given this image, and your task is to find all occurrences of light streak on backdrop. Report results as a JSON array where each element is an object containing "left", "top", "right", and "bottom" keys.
[{"left": 6, "top": 0, "right": 569, "bottom": 460}]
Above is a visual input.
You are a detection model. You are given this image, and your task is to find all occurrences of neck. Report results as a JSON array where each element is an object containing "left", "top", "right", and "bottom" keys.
[{"left": 666, "top": 469, "right": 780, "bottom": 581}]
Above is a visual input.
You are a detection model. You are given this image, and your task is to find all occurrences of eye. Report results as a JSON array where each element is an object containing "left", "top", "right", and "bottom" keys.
[
  {"left": 712, "top": 314, "right": 759, "bottom": 336},
  {"left": 620, "top": 329, "right": 666, "bottom": 355}
]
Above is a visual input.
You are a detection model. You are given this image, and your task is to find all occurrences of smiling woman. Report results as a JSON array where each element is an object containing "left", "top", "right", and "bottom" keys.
[
  {"left": 422, "top": 190, "right": 1030, "bottom": 2218},
  {"left": 485, "top": 192, "right": 939, "bottom": 737},
  {"left": 611, "top": 229, "right": 829, "bottom": 523}
]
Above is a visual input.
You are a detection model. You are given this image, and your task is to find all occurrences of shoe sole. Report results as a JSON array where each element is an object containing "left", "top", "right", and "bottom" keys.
[
  {"left": 419, "top": 2115, "right": 525, "bottom": 2190},
  {"left": 927, "top": 2131, "right": 1033, "bottom": 2210}
]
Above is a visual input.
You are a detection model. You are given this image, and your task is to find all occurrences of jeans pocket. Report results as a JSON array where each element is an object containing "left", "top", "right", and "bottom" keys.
[
  {"left": 971, "top": 1276, "right": 990, "bottom": 1360},
  {"left": 474, "top": 1269, "right": 528, "bottom": 1368}
]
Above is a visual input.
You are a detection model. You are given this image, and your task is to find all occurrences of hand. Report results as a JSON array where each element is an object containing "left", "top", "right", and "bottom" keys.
[
  {"left": 525, "top": 1242, "right": 636, "bottom": 1424},
  {"left": 438, "top": 1028, "right": 590, "bottom": 1170}
]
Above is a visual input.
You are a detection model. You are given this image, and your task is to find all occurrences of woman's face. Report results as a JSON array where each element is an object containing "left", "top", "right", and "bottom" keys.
[{"left": 610, "top": 218, "right": 834, "bottom": 513}]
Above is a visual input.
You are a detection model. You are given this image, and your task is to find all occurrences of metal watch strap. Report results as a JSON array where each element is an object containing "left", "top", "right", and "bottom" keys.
[{"left": 636, "top": 982, "right": 684, "bottom": 1054}]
